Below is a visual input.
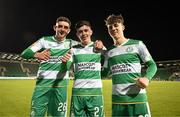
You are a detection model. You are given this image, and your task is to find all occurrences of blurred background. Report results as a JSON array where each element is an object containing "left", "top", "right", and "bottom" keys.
[{"left": 0, "top": 0, "right": 179, "bottom": 61}]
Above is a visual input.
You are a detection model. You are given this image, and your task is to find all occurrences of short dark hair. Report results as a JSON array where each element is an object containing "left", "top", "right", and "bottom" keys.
[
  {"left": 56, "top": 16, "right": 71, "bottom": 27},
  {"left": 75, "top": 20, "right": 91, "bottom": 30},
  {"left": 105, "top": 14, "right": 124, "bottom": 25}
]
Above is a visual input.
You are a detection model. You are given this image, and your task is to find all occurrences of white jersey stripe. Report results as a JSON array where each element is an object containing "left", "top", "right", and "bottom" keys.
[
  {"left": 37, "top": 70, "right": 69, "bottom": 79},
  {"left": 108, "top": 45, "right": 138, "bottom": 58},
  {"left": 73, "top": 47, "right": 101, "bottom": 55},
  {"left": 146, "top": 102, "right": 151, "bottom": 117},
  {"left": 73, "top": 79, "right": 102, "bottom": 88},
  {"left": 112, "top": 83, "right": 146, "bottom": 95}
]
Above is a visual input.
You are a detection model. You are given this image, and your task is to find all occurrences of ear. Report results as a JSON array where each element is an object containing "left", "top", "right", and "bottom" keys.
[
  {"left": 76, "top": 31, "right": 78, "bottom": 37},
  {"left": 67, "top": 29, "right": 71, "bottom": 34},
  {"left": 122, "top": 25, "right": 125, "bottom": 30},
  {"left": 53, "top": 25, "right": 56, "bottom": 31},
  {"left": 90, "top": 29, "right": 93, "bottom": 35}
]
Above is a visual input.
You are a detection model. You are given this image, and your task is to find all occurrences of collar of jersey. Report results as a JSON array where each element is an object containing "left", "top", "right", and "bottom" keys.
[
  {"left": 52, "top": 36, "right": 66, "bottom": 43},
  {"left": 80, "top": 41, "right": 94, "bottom": 47},
  {"left": 115, "top": 39, "right": 129, "bottom": 47}
]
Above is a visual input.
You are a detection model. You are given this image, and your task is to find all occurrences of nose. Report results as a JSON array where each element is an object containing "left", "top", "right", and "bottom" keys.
[
  {"left": 82, "top": 30, "right": 86, "bottom": 34},
  {"left": 62, "top": 26, "right": 69, "bottom": 29},
  {"left": 111, "top": 26, "right": 116, "bottom": 30}
]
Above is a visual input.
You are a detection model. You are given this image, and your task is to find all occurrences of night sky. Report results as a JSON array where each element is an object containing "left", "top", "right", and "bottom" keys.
[{"left": 0, "top": 1, "right": 179, "bottom": 61}]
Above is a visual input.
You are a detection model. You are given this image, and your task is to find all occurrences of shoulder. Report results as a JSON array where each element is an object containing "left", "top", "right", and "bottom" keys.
[
  {"left": 107, "top": 45, "right": 116, "bottom": 51},
  {"left": 126, "top": 39, "right": 142, "bottom": 45},
  {"left": 41, "top": 36, "right": 54, "bottom": 41},
  {"left": 66, "top": 38, "right": 80, "bottom": 45},
  {"left": 72, "top": 43, "right": 82, "bottom": 48}
]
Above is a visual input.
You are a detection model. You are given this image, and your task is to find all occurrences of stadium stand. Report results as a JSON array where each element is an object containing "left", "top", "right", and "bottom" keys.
[
  {"left": 0, "top": 52, "right": 180, "bottom": 81},
  {"left": 0, "top": 52, "right": 39, "bottom": 77},
  {"left": 153, "top": 60, "right": 180, "bottom": 80}
]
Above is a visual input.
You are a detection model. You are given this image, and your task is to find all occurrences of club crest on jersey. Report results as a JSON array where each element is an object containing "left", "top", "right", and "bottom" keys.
[
  {"left": 126, "top": 46, "right": 133, "bottom": 52},
  {"left": 109, "top": 51, "right": 114, "bottom": 56}
]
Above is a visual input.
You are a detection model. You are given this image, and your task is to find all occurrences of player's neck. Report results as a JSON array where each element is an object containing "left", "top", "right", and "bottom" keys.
[
  {"left": 55, "top": 36, "right": 65, "bottom": 42},
  {"left": 114, "top": 37, "right": 128, "bottom": 46}
]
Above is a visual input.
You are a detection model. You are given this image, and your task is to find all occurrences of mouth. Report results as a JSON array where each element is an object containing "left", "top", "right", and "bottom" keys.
[
  {"left": 111, "top": 30, "right": 117, "bottom": 34},
  {"left": 111, "top": 31, "right": 118, "bottom": 36},
  {"left": 81, "top": 35, "right": 88, "bottom": 39},
  {"left": 58, "top": 31, "right": 65, "bottom": 35}
]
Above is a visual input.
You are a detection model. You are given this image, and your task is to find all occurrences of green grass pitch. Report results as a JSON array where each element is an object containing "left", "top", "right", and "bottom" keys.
[{"left": 0, "top": 79, "right": 180, "bottom": 116}]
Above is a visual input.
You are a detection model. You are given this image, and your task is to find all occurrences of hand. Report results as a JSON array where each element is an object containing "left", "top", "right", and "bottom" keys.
[
  {"left": 134, "top": 77, "right": 149, "bottom": 89},
  {"left": 34, "top": 49, "right": 50, "bottom": 61},
  {"left": 60, "top": 50, "right": 72, "bottom": 63},
  {"left": 94, "top": 40, "right": 104, "bottom": 50}
]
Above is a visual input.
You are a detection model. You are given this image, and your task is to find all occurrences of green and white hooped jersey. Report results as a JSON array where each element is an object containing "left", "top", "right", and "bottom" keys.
[
  {"left": 29, "top": 36, "right": 79, "bottom": 87},
  {"left": 104, "top": 39, "right": 154, "bottom": 103},
  {"left": 71, "top": 42, "right": 104, "bottom": 96}
]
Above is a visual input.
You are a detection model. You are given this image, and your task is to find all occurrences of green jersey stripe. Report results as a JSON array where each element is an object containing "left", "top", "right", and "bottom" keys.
[
  {"left": 36, "top": 79, "right": 68, "bottom": 87},
  {"left": 39, "top": 62, "right": 67, "bottom": 71},
  {"left": 74, "top": 54, "right": 101, "bottom": 62},
  {"left": 72, "top": 88, "right": 102, "bottom": 95},
  {"left": 112, "top": 73, "right": 141, "bottom": 84},
  {"left": 50, "top": 49, "right": 69, "bottom": 56},
  {"left": 74, "top": 71, "right": 100, "bottom": 79},
  {"left": 107, "top": 45, "right": 139, "bottom": 58},
  {"left": 108, "top": 53, "right": 141, "bottom": 64}
]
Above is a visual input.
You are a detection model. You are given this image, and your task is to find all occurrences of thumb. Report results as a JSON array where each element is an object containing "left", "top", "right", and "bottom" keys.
[
  {"left": 42, "top": 49, "right": 50, "bottom": 53},
  {"left": 68, "top": 49, "right": 72, "bottom": 54},
  {"left": 134, "top": 78, "right": 139, "bottom": 81},
  {"left": 45, "top": 49, "right": 50, "bottom": 52}
]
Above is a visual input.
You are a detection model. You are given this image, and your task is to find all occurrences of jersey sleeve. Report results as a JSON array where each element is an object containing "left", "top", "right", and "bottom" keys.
[
  {"left": 137, "top": 41, "right": 152, "bottom": 63},
  {"left": 64, "top": 48, "right": 74, "bottom": 71},
  {"left": 20, "top": 37, "right": 44, "bottom": 59},
  {"left": 137, "top": 41, "right": 157, "bottom": 80},
  {"left": 144, "top": 59, "right": 157, "bottom": 80},
  {"left": 70, "top": 39, "right": 80, "bottom": 48},
  {"left": 101, "top": 52, "right": 110, "bottom": 78}
]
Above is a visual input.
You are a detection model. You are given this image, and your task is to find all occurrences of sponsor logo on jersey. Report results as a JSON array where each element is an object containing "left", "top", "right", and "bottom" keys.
[
  {"left": 111, "top": 63, "right": 132, "bottom": 74},
  {"left": 47, "top": 56, "right": 62, "bottom": 62},
  {"left": 77, "top": 62, "right": 96, "bottom": 71}
]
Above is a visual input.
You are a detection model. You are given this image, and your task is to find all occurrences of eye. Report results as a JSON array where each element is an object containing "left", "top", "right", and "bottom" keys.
[
  {"left": 114, "top": 23, "right": 119, "bottom": 27},
  {"left": 57, "top": 25, "right": 63, "bottom": 28},
  {"left": 83, "top": 29, "right": 89, "bottom": 32},
  {"left": 64, "top": 26, "right": 69, "bottom": 29},
  {"left": 78, "top": 30, "right": 83, "bottom": 34},
  {"left": 77, "top": 29, "right": 89, "bottom": 33},
  {"left": 108, "top": 26, "right": 113, "bottom": 30},
  {"left": 57, "top": 25, "right": 69, "bottom": 29}
]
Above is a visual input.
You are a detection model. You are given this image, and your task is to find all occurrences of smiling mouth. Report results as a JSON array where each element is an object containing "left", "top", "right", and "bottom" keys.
[{"left": 60, "top": 31, "right": 64, "bottom": 34}]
